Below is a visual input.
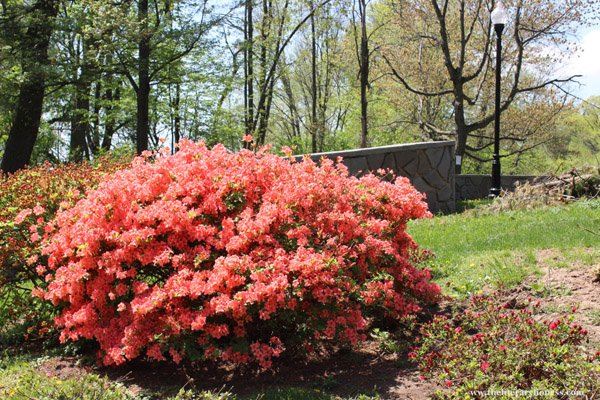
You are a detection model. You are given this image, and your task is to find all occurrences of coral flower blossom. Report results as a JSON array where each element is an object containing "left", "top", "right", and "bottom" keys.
[{"left": 480, "top": 360, "right": 490, "bottom": 372}]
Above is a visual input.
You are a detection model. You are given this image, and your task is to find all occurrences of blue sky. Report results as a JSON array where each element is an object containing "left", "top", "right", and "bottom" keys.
[{"left": 565, "top": 28, "right": 600, "bottom": 100}]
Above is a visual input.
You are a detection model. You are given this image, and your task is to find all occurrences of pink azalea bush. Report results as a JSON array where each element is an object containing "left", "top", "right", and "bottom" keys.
[{"left": 34, "top": 140, "right": 440, "bottom": 368}]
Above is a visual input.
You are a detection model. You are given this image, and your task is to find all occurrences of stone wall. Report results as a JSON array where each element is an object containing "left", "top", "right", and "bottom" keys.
[
  {"left": 297, "top": 141, "right": 455, "bottom": 214},
  {"left": 455, "top": 174, "right": 540, "bottom": 200}
]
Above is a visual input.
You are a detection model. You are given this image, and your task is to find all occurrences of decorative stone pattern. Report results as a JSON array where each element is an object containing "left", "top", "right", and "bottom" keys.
[
  {"left": 297, "top": 141, "right": 456, "bottom": 214},
  {"left": 455, "top": 175, "right": 541, "bottom": 200}
]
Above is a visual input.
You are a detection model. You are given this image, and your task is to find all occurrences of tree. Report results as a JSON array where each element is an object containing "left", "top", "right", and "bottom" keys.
[
  {"left": 244, "top": 0, "right": 255, "bottom": 140},
  {"left": 240, "top": 0, "right": 334, "bottom": 146},
  {"left": 84, "top": 0, "right": 219, "bottom": 154},
  {"left": 1, "top": 0, "right": 60, "bottom": 173},
  {"left": 137, "top": 0, "right": 151, "bottom": 154},
  {"left": 378, "top": 0, "right": 597, "bottom": 173},
  {"left": 354, "top": 0, "right": 370, "bottom": 148},
  {"left": 268, "top": 0, "right": 354, "bottom": 152},
  {"left": 551, "top": 97, "right": 600, "bottom": 168}
]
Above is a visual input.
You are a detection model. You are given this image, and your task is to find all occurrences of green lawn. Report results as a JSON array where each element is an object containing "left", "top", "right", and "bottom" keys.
[{"left": 408, "top": 199, "right": 600, "bottom": 295}]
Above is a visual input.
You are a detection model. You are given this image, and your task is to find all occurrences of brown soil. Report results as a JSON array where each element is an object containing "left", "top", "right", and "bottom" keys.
[
  {"left": 520, "top": 250, "right": 600, "bottom": 347},
  {"left": 37, "top": 253, "right": 600, "bottom": 399},
  {"left": 37, "top": 356, "right": 92, "bottom": 380}
]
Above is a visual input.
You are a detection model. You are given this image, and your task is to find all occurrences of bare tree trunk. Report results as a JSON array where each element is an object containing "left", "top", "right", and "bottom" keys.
[
  {"left": 137, "top": 0, "right": 150, "bottom": 154},
  {"left": 244, "top": 0, "right": 254, "bottom": 142},
  {"left": 258, "top": 76, "right": 276, "bottom": 143},
  {"left": 101, "top": 84, "right": 119, "bottom": 151},
  {"left": 358, "top": 0, "right": 369, "bottom": 148},
  {"left": 318, "top": 24, "right": 334, "bottom": 152},
  {"left": 310, "top": 0, "right": 318, "bottom": 153},
  {"left": 1, "top": 0, "right": 59, "bottom": 173},
  {"left": 280, "top": 65, "right": 301, "bottom": 139},
  {"left": 70, "top": 38, "right": 93, "bottom": 162},
  {"left": 90, "top": 80, "right": 102, "bottom": 156},
  {"left": 173, "top": 82, "right": 181, "bottom": 146},
  {"left": 256, "top": 0, "right": 271, "bottom": 145},
  {"left": 454, "top": 84, "right": 468, "bottom": 174}
]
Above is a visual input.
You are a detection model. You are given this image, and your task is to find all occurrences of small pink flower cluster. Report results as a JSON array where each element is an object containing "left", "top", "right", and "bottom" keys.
[
  {"left": 412, "top": 296, "right": 600, "bottom": 395},
  {"left": 35, "top": 140, "right": 440, "bottom": 368}
]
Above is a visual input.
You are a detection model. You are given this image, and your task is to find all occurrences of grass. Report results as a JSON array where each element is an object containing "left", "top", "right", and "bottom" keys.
[
  {"left": 408, "top": 199, "right": 600, "bottom": 295},
  {"left": 242, "top": 389, "right": 379, "bottom": 400},
  {"left": 588, "top": 310, "right": 600, "bottom": 326},
  {"left": 0, "top": 353, "right": 381, "bottom": 400},
  {"left": 0, "top": 355, "right": 136, "bottom": 400}
]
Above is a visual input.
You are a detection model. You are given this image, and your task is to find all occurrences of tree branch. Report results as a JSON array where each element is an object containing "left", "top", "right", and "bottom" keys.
[{"left": 382, "top": 54, "right": 453, "bottom": 97}]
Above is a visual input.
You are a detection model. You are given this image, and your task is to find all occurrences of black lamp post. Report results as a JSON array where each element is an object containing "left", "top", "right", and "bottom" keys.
[{"left": 489, "top": 1, "right": 508, "bottom": 198}]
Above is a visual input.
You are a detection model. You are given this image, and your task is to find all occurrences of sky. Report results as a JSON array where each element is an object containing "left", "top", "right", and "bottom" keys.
[{"left": 565, "top": 28, "right": 600, "bottom": 100}]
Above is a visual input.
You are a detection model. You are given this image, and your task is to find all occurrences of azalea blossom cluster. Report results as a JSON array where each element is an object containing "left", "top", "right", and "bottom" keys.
[
  {"left": 1, "top": 158, "right": 126, "bottom": 288},
  {"left": 34, "top": 140, "right": 440, "bottom": 368},
  {"left": 1, "top": 158, "right": 128, "bottom": 342}
]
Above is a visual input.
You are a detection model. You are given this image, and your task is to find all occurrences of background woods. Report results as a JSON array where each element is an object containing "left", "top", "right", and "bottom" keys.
[{"left": 1, "top": 0, "right": 599, "bottom": 174}]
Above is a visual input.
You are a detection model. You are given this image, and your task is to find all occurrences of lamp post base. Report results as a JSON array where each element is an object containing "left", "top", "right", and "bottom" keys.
[
  {"left": 489, "top": 153, "right": 502, "bottom": 198},
  {"left": 488, "top": 187, "right": 501, "bottom": 198}
]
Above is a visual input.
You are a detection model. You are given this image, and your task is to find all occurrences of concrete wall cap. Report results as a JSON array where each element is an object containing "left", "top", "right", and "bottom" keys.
[{"left": 294, "top": 141, "right": 455, "bottom": 160}]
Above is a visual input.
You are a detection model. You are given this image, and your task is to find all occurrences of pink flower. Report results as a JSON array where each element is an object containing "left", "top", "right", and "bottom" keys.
[
  {"left": 480, "top": 360, "right": 489, "bottom": 372},
  {"left": 242, "top": 134, "right": 254, "bottom": 143},
  {"left": 146, "top": 344, "right": 165, "bottom": 361},
  {"left": 15, "top": 209, "right": 32, "bottom": 224},
  {"left": 26, "top": 255, "right": 39, "bottom": 265},
  {"left": 281, "top": 146, "right": 293, "bottom": 156},
  {"left": 169, "top": 348, "right": 183, "bottom": 364},
  {"left": 33, "top": 205, "right": 45, "bottom": 216}
]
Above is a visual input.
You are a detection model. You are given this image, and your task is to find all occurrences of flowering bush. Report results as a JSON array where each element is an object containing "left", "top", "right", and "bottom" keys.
[
  {"left": 1, "top": 158, "right": 127, "bottom": 285},
  {"left": 412, "top": 296, "right": 600, "bottom": 399},
  {"left": 35, "top": 140, "right": 440, "bottom": 368},
  {"left": 0, "top": 158, "right": 127, "bottom": 343}
]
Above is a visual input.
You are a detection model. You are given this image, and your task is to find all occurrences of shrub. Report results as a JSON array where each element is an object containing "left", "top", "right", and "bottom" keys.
[
  {"left": 35, "top": 140, "right": 440, "bottom": 368},
  {"left": 412, "top": 296, "right": 600, "bottom": 399},
  {"left": 570, "top": 173, "right": 600, "bottom": 198},
  {"left": 0, "top": 157, "right": 127, "bottom": 344}
]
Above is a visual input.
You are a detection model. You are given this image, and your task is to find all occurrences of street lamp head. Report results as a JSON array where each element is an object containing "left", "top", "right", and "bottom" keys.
[{"left": 491, "top": 1, "right": 508, "bottom": 26}]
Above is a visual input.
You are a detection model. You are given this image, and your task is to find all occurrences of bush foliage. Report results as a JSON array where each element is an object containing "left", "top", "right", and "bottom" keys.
[
  {"left": 0, "top": 159, "right": 126, "bottom": 287},
  {"left": 33, "top": 140, "right": 440, "bottom": 367},
  {"left": 412, "top": 296, "right": 600, "bottom": 399},
  {"left": 0, "top": 158, "right": 127, "bottom": 344}
]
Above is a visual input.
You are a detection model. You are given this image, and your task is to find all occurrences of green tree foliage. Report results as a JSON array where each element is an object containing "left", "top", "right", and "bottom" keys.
[{"left": 1, "top": 0, "right": 599, "bottom": 174}]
